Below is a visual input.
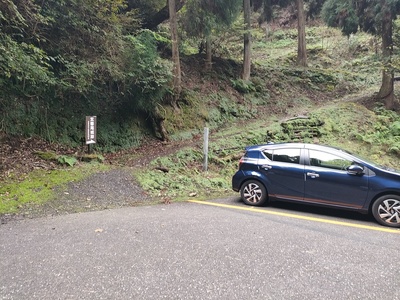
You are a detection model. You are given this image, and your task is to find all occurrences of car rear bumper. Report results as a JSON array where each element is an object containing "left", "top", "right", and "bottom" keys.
[{"left": 232, "top": 171, "right": 245, "bottom": 192}]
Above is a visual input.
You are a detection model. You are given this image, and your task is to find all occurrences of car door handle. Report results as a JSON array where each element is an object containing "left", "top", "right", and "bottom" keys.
[
  {"left": 307, "top": 172, "right": 320, "bottom": 178},
  {"left": 261, "top": 165, "right": 272, "bottom": 170}
]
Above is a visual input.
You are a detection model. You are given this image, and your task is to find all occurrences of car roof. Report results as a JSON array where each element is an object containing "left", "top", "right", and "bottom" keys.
[{"left": 245, "top": 142, "right": 351, "bottom": 154}]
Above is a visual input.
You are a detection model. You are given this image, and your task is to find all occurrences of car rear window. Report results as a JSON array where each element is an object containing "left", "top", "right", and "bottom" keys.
[
  {"left": 244, "top": 150, "right": 261, "bottom": 159},
  {"left": 263, "top": 148, "right": 300, "bottom": 164}
]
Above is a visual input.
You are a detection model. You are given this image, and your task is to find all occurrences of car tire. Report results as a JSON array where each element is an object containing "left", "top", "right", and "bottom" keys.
[
  {"left": 240, "top": 180, "right": 268, "bottom": 206},
  {"left": 371, "top": 195, "right": 400, "bottom": 228}
]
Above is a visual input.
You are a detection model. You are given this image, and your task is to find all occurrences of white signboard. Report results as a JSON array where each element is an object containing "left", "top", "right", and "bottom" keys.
[{"left": 85, "top": 116, "right": 97, "bottom": 145}]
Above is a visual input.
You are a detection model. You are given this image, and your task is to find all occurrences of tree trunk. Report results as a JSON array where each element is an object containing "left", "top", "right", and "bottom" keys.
[
  {"left": 242, "top": 0, "right": 251, "bottom": 80},
  {"left": 205, "top": 35, "right": 212, "bottom": 71},
  {"left": 377, "top": 0, "right": 394, "bottom": 109},
  {"left": 152, "top": 109, "right": 169, "bottom": 141},
  {"left": 168, "top": 0, "right": 181, "bottom": 111},
  {"left": 296, "top": 0, "right": 307, "bottom": 67}
]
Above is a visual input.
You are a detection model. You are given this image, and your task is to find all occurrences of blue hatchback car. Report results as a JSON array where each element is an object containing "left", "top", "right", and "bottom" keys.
[{"left": 232, "top": 143, "right": 400, "bottom": 228}]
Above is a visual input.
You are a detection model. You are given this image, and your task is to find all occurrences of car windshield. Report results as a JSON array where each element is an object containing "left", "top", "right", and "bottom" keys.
[
  {"left": 348, "top": 150, "right": 400, "bottom": 173},
  {"left": 376, "top": 164, "right": 400, "bottom": 173}
]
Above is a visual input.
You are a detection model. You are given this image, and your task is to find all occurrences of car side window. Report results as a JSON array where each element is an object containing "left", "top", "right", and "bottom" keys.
[
  {"left": 263, "top": 150, "right": 273, "bottom": 160},
  {"left": 309, "top": 150, "right": 352, "bottom": 170},
  {"left": 263, "top": 149, "right": 300, "bottom": 164}
]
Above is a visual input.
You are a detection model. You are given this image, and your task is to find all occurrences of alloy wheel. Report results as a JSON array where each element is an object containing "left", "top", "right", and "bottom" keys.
[
  {"left": 376, "top": 199, "right": 400, "bottom": 226},
  {"left": 243, "top": 182, "right": 264, "bottom": 204}
]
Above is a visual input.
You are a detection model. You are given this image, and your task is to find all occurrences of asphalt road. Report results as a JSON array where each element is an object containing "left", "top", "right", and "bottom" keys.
[{"left": 1, "top": 197, "right": 400, "bottom": 300}]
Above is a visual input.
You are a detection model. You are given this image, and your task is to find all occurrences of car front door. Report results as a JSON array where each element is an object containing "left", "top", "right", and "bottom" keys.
[
  {"left": 303, "top": 149, "right": 369, "bottom": 209},
  {"left": 260, "top": 148, "right": 305, "bottom": 201}
]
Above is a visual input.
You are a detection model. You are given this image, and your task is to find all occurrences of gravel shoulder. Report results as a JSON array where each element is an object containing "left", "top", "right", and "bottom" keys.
[
  {"left": 1, "top": 168, "right": 156, "bottom": 224},
  {"left": 51, "top": 168, "right": 154, "bottom": 212}
]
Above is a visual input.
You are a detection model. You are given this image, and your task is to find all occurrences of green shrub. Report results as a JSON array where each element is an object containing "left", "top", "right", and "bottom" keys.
[{"left": 57, "top": 155, "right": 78, "bottom": 166}]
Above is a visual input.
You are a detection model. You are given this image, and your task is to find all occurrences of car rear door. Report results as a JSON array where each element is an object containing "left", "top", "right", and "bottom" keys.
[
  {"left": 303, "top": 149, "right": 369, "bottom": 209},
  {"left": 259, "top": 147, "right": 305, "bottom": 201}
]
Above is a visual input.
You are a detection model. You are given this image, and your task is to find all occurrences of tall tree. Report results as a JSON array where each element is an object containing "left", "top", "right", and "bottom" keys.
[
  {"left": 242, "top": 0, "right": 252, "bottom": 80},
  {"left": 169, "top": 0, "right": 181, "bottom": 112},
  {"left": 377, "top": 0, "right": 394, "bottom": 108},
  {"left": 297, "top": 0, "right": 307, "bottom": 67},
  {"left": 322, "top": 0, "right": 400, "bottom": 109}
]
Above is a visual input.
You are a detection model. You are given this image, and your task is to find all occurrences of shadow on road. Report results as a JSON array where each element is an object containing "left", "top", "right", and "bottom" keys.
[{"left": 229, "top": 196, "right": 375, "bottom": 225}]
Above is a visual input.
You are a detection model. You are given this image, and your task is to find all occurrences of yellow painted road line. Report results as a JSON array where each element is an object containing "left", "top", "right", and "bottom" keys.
[{"left": 188, "top": 200, "right": 400, "bottom": 234}]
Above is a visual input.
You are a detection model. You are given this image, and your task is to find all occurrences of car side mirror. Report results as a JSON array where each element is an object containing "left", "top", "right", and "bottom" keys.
[{"left": 347, "top": 165, "right": 364, "bottom": 175}]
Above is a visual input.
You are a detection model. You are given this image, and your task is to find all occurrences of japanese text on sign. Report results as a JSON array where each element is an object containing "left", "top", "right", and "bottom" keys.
[{"left": 85, "top": 116, "right": 97, "bottom": 145}]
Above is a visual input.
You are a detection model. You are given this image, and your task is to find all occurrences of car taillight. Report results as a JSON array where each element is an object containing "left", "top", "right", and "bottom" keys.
[{"left": 239, "top": 157, "right": 244, "bottom": 168}]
